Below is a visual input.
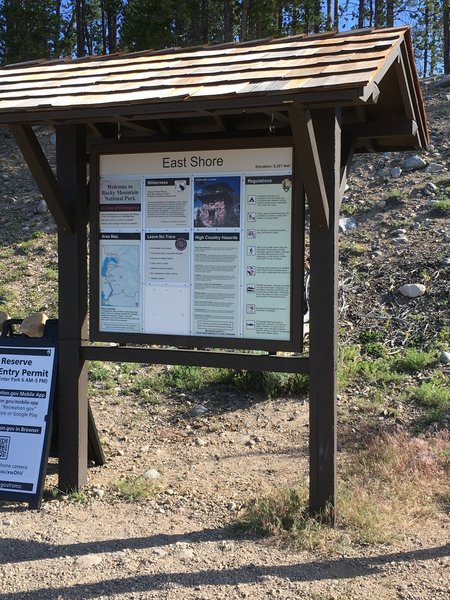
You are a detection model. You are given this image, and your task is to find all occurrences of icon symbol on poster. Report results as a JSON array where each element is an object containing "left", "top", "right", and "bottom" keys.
[{"left": 175, "top": 237, "right": 187, "bottom": 251}]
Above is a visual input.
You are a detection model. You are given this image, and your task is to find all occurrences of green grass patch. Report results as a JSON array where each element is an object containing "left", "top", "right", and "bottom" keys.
[
  {"left": 129, "top": 365, "right": 309, "bottom": 400},
  {"left": 51, "top": 486, "right": 88, "bottom": 504},
  {"left": 129, "top": 365, "right": 232, "bottom": 399},
  {"left": 437, "top": 448, "right": 450, "bottom": 468},
  {"left": 236, "top": 486, "right": 328, "bottom": 550},
  {"left": 112, "top": 475, "right": 160, "bottom": 501},
  {"left": 337, "top": 344, "right": 362, "bottom": 389},
  {"left": 88, "top": 361, "right": 117, "bottom": 382},
  {"left": 232, "top": 370, "right": 309, "bottom": 397},
  {"left": 357, "top": 358, "right": 407, "bottom": 384},
  {"left": 430, "top": 199, "right": 450, "bottom": 215},
  {"left": 161, "top": 365, "right": 232, "bottom": 392},
  {"left": 407, "top": 373, "right": 450, "bottom": 427},
  {"left": 339, "top": 346, "right": 438, "bottom": 392},
  {"left": 393, "top": 348, "right": 437, "bottom": 373}
]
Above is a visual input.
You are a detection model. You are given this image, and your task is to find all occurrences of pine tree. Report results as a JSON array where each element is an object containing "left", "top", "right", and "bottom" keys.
[
  {"left": 0, "top": 0, "right": 63, "bottom": 64},
  {"left": 121, "top": 0, "right": 181, "bottom": 51},
  {"left": 101, "top": 0, "right": 122, "bottom": 53},
  {"left": 443, "top": 0, "right": 450, "bottom": 73}
]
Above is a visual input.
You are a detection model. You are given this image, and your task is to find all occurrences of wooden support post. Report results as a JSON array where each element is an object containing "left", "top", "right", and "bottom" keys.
[
  {"left": 56, "top": 125, "right": 89, "bottom": 491},
  {"left": 308, "top": 108, "right": 341, "bottom": 523}
]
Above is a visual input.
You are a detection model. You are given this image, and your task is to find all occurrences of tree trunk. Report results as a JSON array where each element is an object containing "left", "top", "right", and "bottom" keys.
[
  {"left": 326, "top": 0, "right": 332, "bottom": 30},
  {"left": 386, "top": 0, "right": 394, "bottom": 26},
  {"left": 444, "top": 0, "right": 450, "bottom": 74},
  {"left": 223, "top": 0, "right": 233, "bottom": 42},
  {"left": 276, "top": 0, "right": 283, "bottom": 35},
  {"left": 201, "top": 0, "right": 209, "bottom": 44},
  {"left": 314, "top": 0, "right": 321, "bottom": 32},
  {"left": 101, "top": 3, "right": 107, "bottom": 54},
  {"left": 190, "top": 1, "right": 201, "bottom": 45},
  {"left": 423, "top": 4, "right": 429, "bottom": 77},
  {"left": 107, "top": 4, "right": 118, "bottom": 53},
  {"left": 240, "top": 0, "right": 250, "bottom": 41},
  {"left": 334, "top": 0, "right": 339, "bottom": 30},
  {"left": 76, "top": 0, "right": 85, "bottom": 57},
  {"left": 374, "top": 0, "right": 384, "bottom": 28},
  {"left": 358, "top": 0, "right": 365, "bottom": 28}
]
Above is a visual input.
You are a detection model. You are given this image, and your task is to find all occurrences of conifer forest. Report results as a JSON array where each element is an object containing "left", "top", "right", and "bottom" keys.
[{"left": 0, "top": 1, "right": 448, "bottom": 75}]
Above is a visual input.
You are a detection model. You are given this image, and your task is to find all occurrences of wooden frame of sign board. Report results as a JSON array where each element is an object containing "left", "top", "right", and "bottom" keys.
[
  {"left": 0, "top": 337, "right": 57, "bottom": 510},
  {"left": 89, "top": 136, "right": 305, "bottom": 354}
]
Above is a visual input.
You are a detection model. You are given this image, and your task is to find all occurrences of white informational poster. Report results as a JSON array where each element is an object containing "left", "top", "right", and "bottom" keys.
[
  {"left": 0, "top": 344, "right": 56, "bottom": 499},
  {"left": 98, "top": 147, "right": 293, "bottom": 342}
]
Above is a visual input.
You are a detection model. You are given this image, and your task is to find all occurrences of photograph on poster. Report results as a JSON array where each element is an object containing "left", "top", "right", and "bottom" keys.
[
  {"left": 193, "top": 176, "right": 240, "bottom": 228},
  {"left": 281, "top": 178, "right": 292, "bottom": 192}
]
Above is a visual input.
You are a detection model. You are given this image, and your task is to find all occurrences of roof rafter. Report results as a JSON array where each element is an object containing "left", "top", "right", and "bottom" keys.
[{"left": 289, "top": 103, "right": 330, "bottom": 230}]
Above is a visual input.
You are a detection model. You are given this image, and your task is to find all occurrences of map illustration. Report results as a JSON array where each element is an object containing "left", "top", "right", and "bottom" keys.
[{"left": 101, "top": 245, "right": 140, "bottom": 307}]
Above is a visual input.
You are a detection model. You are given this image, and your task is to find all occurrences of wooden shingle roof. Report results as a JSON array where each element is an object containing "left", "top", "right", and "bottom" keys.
[{"left": 0, "top": 26, "right": 428, "bottom": 151}]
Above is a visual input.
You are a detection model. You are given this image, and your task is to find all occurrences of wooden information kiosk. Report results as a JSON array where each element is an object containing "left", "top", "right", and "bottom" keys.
[{"left": 0, "top": 27, "right": 427, "bottom": 520}]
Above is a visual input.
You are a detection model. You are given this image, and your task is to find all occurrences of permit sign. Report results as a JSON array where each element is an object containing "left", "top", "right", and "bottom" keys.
[{"left": 0, "top": 339, "right": 57, "bottom": 509}]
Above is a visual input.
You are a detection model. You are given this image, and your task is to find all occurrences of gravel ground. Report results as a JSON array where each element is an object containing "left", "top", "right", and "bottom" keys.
[{"left": 0, "top": 394, "right": 449, "bottom": 600}]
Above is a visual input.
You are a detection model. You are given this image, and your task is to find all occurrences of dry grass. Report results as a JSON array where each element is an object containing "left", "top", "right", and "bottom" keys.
[
  {"left": 338, "top": 431, "right": 450, "bottom": 544},
  {"left": 238, "top": 431, "right": 450, "bottom": 549}
]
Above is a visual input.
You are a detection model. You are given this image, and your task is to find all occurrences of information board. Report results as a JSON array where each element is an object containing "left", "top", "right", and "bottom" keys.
[
  {"left": 91, "top": 142, "right": 303, "bottom": 351},
  {"left": 0, "top": 339, "right": 57, "bottom": 508}
]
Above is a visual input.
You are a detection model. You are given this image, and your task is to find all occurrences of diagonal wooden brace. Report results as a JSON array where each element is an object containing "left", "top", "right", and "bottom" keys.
[
  {"left": 9, "top": 124, "right": 74, "bottom": 234},
  {"left": 288, "top": 104, "right": 329, "bottom": 230}
]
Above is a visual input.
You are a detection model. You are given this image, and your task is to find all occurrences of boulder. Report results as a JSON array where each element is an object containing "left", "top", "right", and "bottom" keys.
[
  {"left": 20, "top": 312, "right": 48, "bottom": 337},
  {"left": 143, "top": 469, "right": 160, "bottom": 480},
  {"left": 398, "top": 283, "right": 426, "bottom": 298},
  {"left": 339, "top": 217, "right": 357, "bottom": 232},
  {"left": 402, "top": 155, "right": 427, "bottom": 171},
  {"left": 35, "top": 199, "right": 48, "bottom": 214},
  {"left": 434, "top": 74, "right": 450, "bottom": 88},
  {"left": 425, "top": 163, "right": 446, "bottom": 173},
  {"left": 439, "top": 351, "right": 450, "bottom": 364}
]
